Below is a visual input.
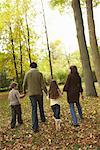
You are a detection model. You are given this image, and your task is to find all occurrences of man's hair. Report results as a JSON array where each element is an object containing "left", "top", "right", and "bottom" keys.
[{"left": 30, "top": 62, "right": 37, "bottom": 68}]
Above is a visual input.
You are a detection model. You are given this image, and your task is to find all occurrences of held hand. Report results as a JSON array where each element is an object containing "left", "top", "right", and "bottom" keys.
[
  {"left": 61, "top": 92, "right": 63, "bottom": 95},
  {"left": 81, "top": 95, "right": 84, "bottom": 100},
  {"left": 46, "top": 95, "right": 49, "bottom": 100},
  {"left": 20, "top": 93, "right": 25, "bottom": 98}
]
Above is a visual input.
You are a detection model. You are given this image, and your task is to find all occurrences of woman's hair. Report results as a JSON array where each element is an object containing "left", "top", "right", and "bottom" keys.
[
  {"left": 49, "top": 80, "right": 60, "bottom": 99},
  {"left": 70, "top": 65, "right": 78, "bottom": 74}
]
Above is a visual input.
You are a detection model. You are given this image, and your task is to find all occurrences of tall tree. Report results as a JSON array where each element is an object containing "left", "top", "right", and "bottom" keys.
[
  {"left": 25, "top": 13, "right": 32, "bottom": 64},
  {"left": 86, "top": 0, "right": 100, "bottom": 86},
  {"left": 72, "top": 0, "right": 97, "bottom": 96},
  {"left": 41, "top": 0, "right": 53, "bottom": 79},
  {"left": 9, "top": 23, "right": 19, "bottom": 86}
]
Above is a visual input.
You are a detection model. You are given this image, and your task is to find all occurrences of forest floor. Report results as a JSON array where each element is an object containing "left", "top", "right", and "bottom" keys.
[{"left": 0, "top": 89, "right": 100, "bottom": 150}]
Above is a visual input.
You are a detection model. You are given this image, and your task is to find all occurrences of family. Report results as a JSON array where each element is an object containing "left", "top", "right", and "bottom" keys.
[{"left": 8, "top": 62, "right": 84, "bottom": 133}]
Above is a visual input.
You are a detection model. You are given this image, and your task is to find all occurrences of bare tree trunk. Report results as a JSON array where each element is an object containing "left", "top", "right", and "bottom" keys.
[
  {"left": 19, "top": 40, "right": 23, "bottom": 91},
  {"left": 41, "top": 0, "right": 53, "bottom": 79},
  {"left": 72, "top": 0, "right": 97, "bottom": 96},
  {"left": 25, "top": 13, "right": 32, "bottom": 64},
  {"left": 19, "top": 41, "right": 23, "bottom": 80},
  {"left": 86, "top": 0, "right": 100, "bottom": 86},
  {"left": 9, "top": 24, "right": 19, "bottom": 88}
]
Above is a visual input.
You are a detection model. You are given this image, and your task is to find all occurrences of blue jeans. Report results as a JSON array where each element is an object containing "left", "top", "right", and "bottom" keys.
[
  {"left": 29, "top": 95, "right": 45, "bottom": 130},
  {"left": 69, "top": 102, "right": 83, "bottom": 125},
  {"left": 51, "top": 104, "right": 60, "bottom": 119}
]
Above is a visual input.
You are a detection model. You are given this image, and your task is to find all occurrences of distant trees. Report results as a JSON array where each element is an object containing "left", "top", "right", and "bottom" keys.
[{"left": 0, "top": 0, "right": 37, "bottom": 90}]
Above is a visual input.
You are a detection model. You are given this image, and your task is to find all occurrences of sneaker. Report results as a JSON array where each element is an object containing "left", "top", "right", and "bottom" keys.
[
  {"left": 11, "top": 126, "right": 15, "bottom": 129},
  {"left": 74, "top": 124, "right": 79, "bottom": 127},
  {"left": 33, "top": 128, "right": 39, "bottom": 133},
  {"left": 18, "top": 122, "right": 23, "bottom": 126}
]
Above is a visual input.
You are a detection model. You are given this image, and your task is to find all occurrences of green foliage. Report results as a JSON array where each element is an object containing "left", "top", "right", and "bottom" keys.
[
  {"left": 54, "top": 69, "right": 67, "bottom": 84},
  {"left": 0, "top": 87, "right": 9, "bottom": 92},
  {"left": 50, "top": 0, "right": 71, "bottom": 13},
  {"left": 81, "top": 0, "right": 100, "bottom": 7},
  {"left": 0, "top": 0, "right": 38, "bottom": 89}
]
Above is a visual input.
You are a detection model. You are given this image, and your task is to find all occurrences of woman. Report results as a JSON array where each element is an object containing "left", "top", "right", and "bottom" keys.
[{"left": 63, "top": 65, "right": 84, "bottom": 127}]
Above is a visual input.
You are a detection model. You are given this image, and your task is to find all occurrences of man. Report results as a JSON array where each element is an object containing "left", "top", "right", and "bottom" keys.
[{"left": 23, "top": 62, "right": 47, "bottom": 132}]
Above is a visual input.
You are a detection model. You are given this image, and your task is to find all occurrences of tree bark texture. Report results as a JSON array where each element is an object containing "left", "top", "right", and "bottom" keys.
[
  {"left": 9, "top": 24, "right": 19, "bottom": 87},
  {"left": 25, "top": 13, "right": 32, "bottom": 64},
  {"left": 86, "top": 0, "right": 100, "bottom": 86}
]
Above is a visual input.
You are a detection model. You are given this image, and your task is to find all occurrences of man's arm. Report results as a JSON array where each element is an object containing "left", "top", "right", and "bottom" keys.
[{"left": 40, "top": 73, "right": 47, "bottom": 95}]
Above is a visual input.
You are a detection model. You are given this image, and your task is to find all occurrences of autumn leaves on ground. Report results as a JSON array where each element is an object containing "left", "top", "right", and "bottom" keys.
[{"left": 0, "top": 92, "right": 100, "bottom": 150}]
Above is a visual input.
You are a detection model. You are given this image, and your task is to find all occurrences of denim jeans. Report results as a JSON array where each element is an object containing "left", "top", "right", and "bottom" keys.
[
  {"left": 51, "top": 104, "right": 60, "bottom": 119},
  {"left": 69, "top": 102, "right": 82, "bottom": 125},
  {"left": 29, "top": 95, "right": 45, "bottom": 130},
  {"left": 11, "top": 104, "right": 23, "bottom": 128}
]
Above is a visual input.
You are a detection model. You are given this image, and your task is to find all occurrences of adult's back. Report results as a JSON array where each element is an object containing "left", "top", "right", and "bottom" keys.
[
  {"left": 63, "top": 67, "right": 83, "bottom": 103},
  {"left": 23, "top": 69, "right": 47, "bottom": 96}
]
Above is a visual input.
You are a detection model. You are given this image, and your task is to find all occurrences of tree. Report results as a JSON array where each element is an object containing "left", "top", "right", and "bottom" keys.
[
  {"left": 9, "top": 23, "right": 19, "bottom": 88},
  {"left": 25, "top": 13, "right": 32, "bottom": 64},
  {"left": 41, "top": 0, "right": 53, "bottom": 79},
  {"left": 72, "top": 0, "right": 97, "bottom": 96},
  {"left": 86, "top": 0, "right": 100, "bottom": 86}
]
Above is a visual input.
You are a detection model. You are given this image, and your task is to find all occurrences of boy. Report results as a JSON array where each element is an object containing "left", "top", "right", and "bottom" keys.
[{"left": 8, "top": 82, "right": 25, "bottom": 129}]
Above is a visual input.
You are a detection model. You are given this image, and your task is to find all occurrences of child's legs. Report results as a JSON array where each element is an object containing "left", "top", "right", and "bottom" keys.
[
  {"left": 76, "top": 101, "right": 83, "bottom": 119},
  {"left": 69, "top": 103, "right": 78, "bottom": 125},
  {"left": 51, "top": 104, "right": 60, "bottom": 119},
  {"left": 11, "top": 105, "right": 16, "bottom": 128},
  {"left": 16, "top": 104, "right": 23, "bottom": 124}
]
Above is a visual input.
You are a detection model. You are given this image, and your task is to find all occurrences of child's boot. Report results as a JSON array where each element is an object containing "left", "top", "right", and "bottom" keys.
[{"left": 55, "top": 119, "right": 61, "bottom": 131}]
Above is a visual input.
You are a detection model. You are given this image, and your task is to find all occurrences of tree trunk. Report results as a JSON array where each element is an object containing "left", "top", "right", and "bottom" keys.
[
  {"left": 19, "top": 41, "right": 23, "bottom": 91},
  {"left": 72, "top": 0, "right": 97, "bottom": 96},
  {"left": 9, "top": 24, "right": 19, "bottom": 88},
  {"left": 41, "top": 0, "right": 53, "bottom": 79},
  {"left": 25, "top": 13, "right": 32, "bottom": 64},
  {"left": 19, "top": 42, "right": 23, "bottom": 80},
  {"left": 86, "top": 0, "right": 100, "bottom": 86}
]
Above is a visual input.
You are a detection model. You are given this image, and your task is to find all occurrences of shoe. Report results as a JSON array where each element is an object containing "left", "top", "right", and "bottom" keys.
[
  {"left": 41, "top": 120, "right": 46, "bottom": 123},
  {"left": 18, "top": 122, "right": 23, "bottom": 126},
  {"left": 11, "top": 126, "right": 15, "bottom": 129},
  {"left": 41, "top": 118, "right": 46, "bottom": 122},
  {"left": 33, "top": 129, "right": 39, "bottom": 133},
  {"left": 74, "top": 124, "right": 79, "bottom": 127},
  {"left": 81, "top": 117, "right": 84, "bottom": 120},
  {"left": 55, "top": 119, "right": 61, "bottom": 131}
]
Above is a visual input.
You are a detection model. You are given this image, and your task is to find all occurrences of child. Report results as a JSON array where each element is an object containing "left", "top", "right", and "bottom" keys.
[
  {"left": 48, "top": 80, "right": 62, "bottom": 130},
  {"left": 8, "top": 82, "right": 25, "bottom": 129}
]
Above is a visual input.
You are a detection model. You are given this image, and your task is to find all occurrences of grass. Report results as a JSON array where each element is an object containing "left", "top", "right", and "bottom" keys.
[{"left": 0, "top": 86, "right": 100, "bottom": 150}]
